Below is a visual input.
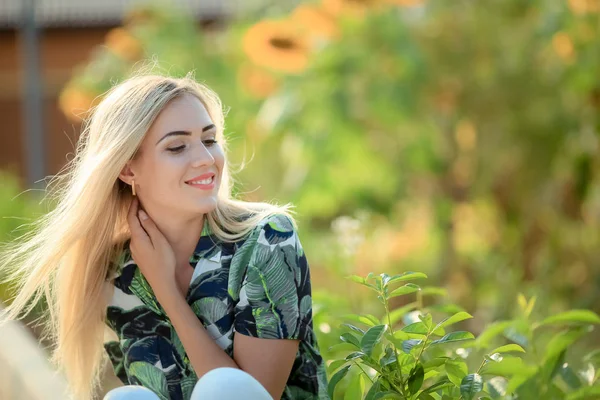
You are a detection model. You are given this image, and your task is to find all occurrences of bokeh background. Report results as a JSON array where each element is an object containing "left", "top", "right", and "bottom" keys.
[{"left": 0, "top": 0, "right": 599, "bottom": 398}]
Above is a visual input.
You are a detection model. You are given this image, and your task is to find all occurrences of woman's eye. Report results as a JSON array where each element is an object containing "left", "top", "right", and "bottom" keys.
[
  {"left": 167, "top": 145, "right": 186, "bottom": 153},
  {"left": 203, "top": 139, "right": 217, "bottom": 147}
]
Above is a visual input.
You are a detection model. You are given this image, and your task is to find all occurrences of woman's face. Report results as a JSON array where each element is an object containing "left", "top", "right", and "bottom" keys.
[{"left": 123, "top": 93, "right": 225, "bottom": 218}]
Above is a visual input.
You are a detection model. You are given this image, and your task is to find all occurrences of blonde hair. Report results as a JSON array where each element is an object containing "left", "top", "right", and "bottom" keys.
[{"left": 0, "top": 73, "right": 293, "bottom": 399}]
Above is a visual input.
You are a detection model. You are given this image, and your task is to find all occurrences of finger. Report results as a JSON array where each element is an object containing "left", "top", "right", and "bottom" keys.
[
  {"left": 137, "top": 210, "right": 164, "bottom": 247},
  {"left": 127, "top": 198, "right": 150, "bottom": 244}
]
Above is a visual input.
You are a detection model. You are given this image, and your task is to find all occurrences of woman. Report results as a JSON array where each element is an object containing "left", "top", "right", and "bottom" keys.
[{"left": 0, "top": 74, "right": 329, "bottom": 400}]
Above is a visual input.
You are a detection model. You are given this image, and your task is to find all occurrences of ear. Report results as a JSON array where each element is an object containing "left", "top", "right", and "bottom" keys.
[{"left": 118, "top": 161, "right": 135, "bottom": 186}]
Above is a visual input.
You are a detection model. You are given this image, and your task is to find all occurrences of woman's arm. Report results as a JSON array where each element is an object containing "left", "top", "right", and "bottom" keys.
[{"left": 160, "top": 292, "right": 299, "bottom": 400}]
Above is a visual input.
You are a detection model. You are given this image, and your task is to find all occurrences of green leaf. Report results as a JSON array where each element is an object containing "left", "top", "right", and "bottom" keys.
[
  {"left": 328, "top": 359, "right": 348, "bottom": 373},
  {"left": 460, "top": 373, "right": 483, "bottom": 400},
  {"left": 389, "top": 283, "right": 421, "bottom": 298},
  {"left": 348, "top": 275, "right": 366, "bottom": 284},
  {"left": 489, "top": 344, "right": 525, "bottom": 355},
  {"left": 430, "top": 331, "right": 475, "bottom": 346},
  {"left": 344, "top": 314, "right": 372, "bottom": 327},
  {"left": 393, "top": 331, "right": 426, "bottom": 341},
  {"left": 544, "top": 326, "right": 592, "bottom": 362},
  {"left": 480, "top": 357, "right": 527, "bottom": 377},
  {"left": 401, "top": 339, "right": 423, "bottom": 353},
  {"left": 329, "top": 343, "right": 360, "bottom": 353},
  {"left": 365, "top": 380, "right": 381, "bottom": 400},
  {"left": 402, "top": 322, "right": 429, "bottom": 335},
  {"left": 422, "top": 357, "right": 449, "bottom": 370},
  {"left": 344, "top": 373, "right": 365, "bottom": 400},
  {"left": 408, "top": 364, "right": 425, "bottom": 395},
  {"left": 423, "top": 379, "right": 454, "bottom": 394},
  {"left": 445, "top": 359, "right": 468, "bottom": 387},
  {"left": 433, "top": 312, "right": 473, "bottom": 333},
  {"left": 503, "top": 325, "right": 529, "bottom": 349},
  {"left": 361, "top": 325, "right": 387, "bottom": 356},
  {"left": 419, "top": 313, "right": 433, "bottom": 330},
  {"left": 388, "top": 272, "right": 428, "bottom": 284},
  {"left": 566, "top": 385, "right": 600, "bottom": 400},
  {"left": 341, "top": 332, "right": 362, "bottom": 348},
  {"left": 475, "top": 321, "right": 513, "bottom": 348},
  {"left": 328, "top": 365, "right": 351, "bottom": 399},
  {"left": 380, "top": 345, "right": 397, "bottom": 367},
  {"left": 539, "top": 310, "right": 600, "bottom": 326},
  {"left": 418, "top": 393, "right": 435, "bottom": 400},
  {"left": 342, "top": 323, "right": 366, "bottom": 335},
  {"left": 346, "top": 351, "right": 366, "bottom": 361}
]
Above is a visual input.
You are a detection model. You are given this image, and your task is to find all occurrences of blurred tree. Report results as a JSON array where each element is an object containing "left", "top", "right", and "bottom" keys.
[{"left": 56, "top": 0, "right": 600, "bottom": 335}]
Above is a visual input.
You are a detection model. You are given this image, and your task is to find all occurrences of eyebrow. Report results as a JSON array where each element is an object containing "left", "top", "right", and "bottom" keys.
[{"left": 155, "top": 124, "right": 216, "bottom": 145}]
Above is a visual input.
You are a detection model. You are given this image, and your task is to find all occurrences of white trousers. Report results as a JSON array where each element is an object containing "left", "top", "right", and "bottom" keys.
[{"left": 103, "top": 367, "right": 274, "bottom": 400}]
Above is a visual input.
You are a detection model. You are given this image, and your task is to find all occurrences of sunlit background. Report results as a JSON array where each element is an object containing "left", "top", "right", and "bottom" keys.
[{"left": 1, "top": 0, "right": 599, "bottom": 399}]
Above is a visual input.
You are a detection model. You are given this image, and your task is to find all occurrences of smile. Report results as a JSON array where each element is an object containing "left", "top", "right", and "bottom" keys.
[{"left": 185, "top": 173, "right": 216, "bottom": 190}]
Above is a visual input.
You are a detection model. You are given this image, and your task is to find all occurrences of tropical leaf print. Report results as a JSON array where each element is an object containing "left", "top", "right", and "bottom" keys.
[
  {"left": 130, "top": 268, "right": 163, "bottom": 315},
  {"left": 180, "top": 374, "right": 197, "bottom": 400},
  {"left": 171, "top": 329, "right": 189, "bottom": 367},
  {"left": 128, "top": 361, "right": 170, "bottom": 400},
  {"left": 105, "top": 214, "right": 329, "bottom": 400},
  {"left": 228, "top": 231, "right": 259, "bottom": 301},
  {"left": 191, "top": 297, "right": 229, "bottom": 325},
  {"left": 246, "top": 242, "right": 301, "bottom": 339}
]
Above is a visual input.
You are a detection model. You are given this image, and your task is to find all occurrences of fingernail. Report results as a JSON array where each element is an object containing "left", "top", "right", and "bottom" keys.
[{"left": 139, "top": 210, "right": 148, "bottom": 220}]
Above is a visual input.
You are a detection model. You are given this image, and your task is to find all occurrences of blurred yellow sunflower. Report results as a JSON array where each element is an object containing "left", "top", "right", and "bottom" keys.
[
  {"left": 322, "top": 0, "right": 382, "bottom": 17},
  {"left": 104, "top": 27, "right": 143, "bottom": 62},
  {"left": 291, "top": 4, "right": 340, "bottom": 42},
  {"left": 238, "top": 64, "right": 280, "bottom": 99},
  {"left": 552, "top": 32, "right": 576, "bottom": 63},
  {"left": 568, "top": 0, "right": 600, "bottom": 15},
  {"left": 58, "top": 86, "right": 98, "bottom": 122},
  {"left": 242, "top": 20, "right": 310, "bottom": 74}
]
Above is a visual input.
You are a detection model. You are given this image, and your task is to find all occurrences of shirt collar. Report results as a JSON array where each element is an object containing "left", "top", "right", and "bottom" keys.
[{"left": 191, "top": 219, "right": 218, "bottom": 260}]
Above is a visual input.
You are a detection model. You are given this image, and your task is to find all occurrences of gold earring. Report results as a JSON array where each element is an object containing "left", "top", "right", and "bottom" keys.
[{"left": 132, "top": 179, "right": 136, "bottom": 196}]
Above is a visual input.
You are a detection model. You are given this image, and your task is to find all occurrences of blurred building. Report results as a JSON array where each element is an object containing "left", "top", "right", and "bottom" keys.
[{"left": 0, "top": 0, "right": 230, "bottom": 186}]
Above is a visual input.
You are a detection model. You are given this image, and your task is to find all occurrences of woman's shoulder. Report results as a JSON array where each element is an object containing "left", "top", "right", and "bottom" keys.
[
  {"left": 248, "top": 213, "right": 299, "bottom": 243},
  {"left": 255, "top": 213, "right": 296, "bottom": 232}
]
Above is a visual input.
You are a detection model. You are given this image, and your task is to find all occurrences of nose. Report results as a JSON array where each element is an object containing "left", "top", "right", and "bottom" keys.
[{"left": 190, "top": 141, "right": 215, "bottom": 168}]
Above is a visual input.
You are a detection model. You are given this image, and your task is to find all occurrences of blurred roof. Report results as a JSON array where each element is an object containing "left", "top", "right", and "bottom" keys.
[{"left": 0, "top": 0, "right": 237, "bottom": 28}]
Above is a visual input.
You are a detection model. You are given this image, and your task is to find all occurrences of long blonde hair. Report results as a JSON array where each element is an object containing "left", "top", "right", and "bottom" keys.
[{"left": 0, "top": 73, "right": 293, "bottom": 399}]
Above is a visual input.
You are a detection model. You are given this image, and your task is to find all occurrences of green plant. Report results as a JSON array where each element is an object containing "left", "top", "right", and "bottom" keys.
[{"left": 327, "top": 272, "right": 600, "bottom": 399}]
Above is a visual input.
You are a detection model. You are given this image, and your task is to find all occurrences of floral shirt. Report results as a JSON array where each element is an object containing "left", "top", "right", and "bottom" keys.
[{"left": 104, "top": 214, "right": 329, "bottom": 400}]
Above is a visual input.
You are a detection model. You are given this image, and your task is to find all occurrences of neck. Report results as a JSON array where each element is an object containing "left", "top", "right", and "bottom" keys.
[{"left": 141, "top": 205, "right": 205, "bottom": 268}]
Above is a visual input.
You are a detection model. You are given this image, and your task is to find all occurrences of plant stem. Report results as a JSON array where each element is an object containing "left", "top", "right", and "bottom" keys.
[
  {"left": 384, "top": 295, "right": 408, "bottom": 398},
  {"left": 353, "top": 361, "right": 374, "bottom": 384}
]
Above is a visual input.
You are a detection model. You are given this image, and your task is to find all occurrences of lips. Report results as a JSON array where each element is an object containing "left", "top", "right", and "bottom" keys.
[{"left": 185, "top": 172, "right": 215, "bottom": 184}]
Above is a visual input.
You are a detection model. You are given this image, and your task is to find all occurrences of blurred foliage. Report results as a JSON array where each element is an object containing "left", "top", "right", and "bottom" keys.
[
  {"left": 3, "top": 0, "right": 599, "bottom": 396},
  {"left": 327, "top": 272, "right": 600, "bottom": 399},
  {"left": 0, "top": 173, "right": 44, "bottom": 303}
]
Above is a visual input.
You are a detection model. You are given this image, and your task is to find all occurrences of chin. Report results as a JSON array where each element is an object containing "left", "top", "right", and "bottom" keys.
[{"left": 195, "top": 197, "right": 219, "bottom": 213}]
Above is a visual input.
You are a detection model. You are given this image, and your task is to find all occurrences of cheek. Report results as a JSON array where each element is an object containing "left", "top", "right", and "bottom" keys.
[{"left": 149, "top": 154, "right": 188, "bottom": 184}]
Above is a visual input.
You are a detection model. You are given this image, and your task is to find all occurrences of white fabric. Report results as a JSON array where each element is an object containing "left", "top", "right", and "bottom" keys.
[{"left": 103, "top": 367, "right": 273, "bottom": 400}]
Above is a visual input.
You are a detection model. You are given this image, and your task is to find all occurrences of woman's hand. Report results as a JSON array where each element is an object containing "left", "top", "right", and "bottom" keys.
[{"left": 127, "top": 197, "right": 179, "bottom": 303}]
